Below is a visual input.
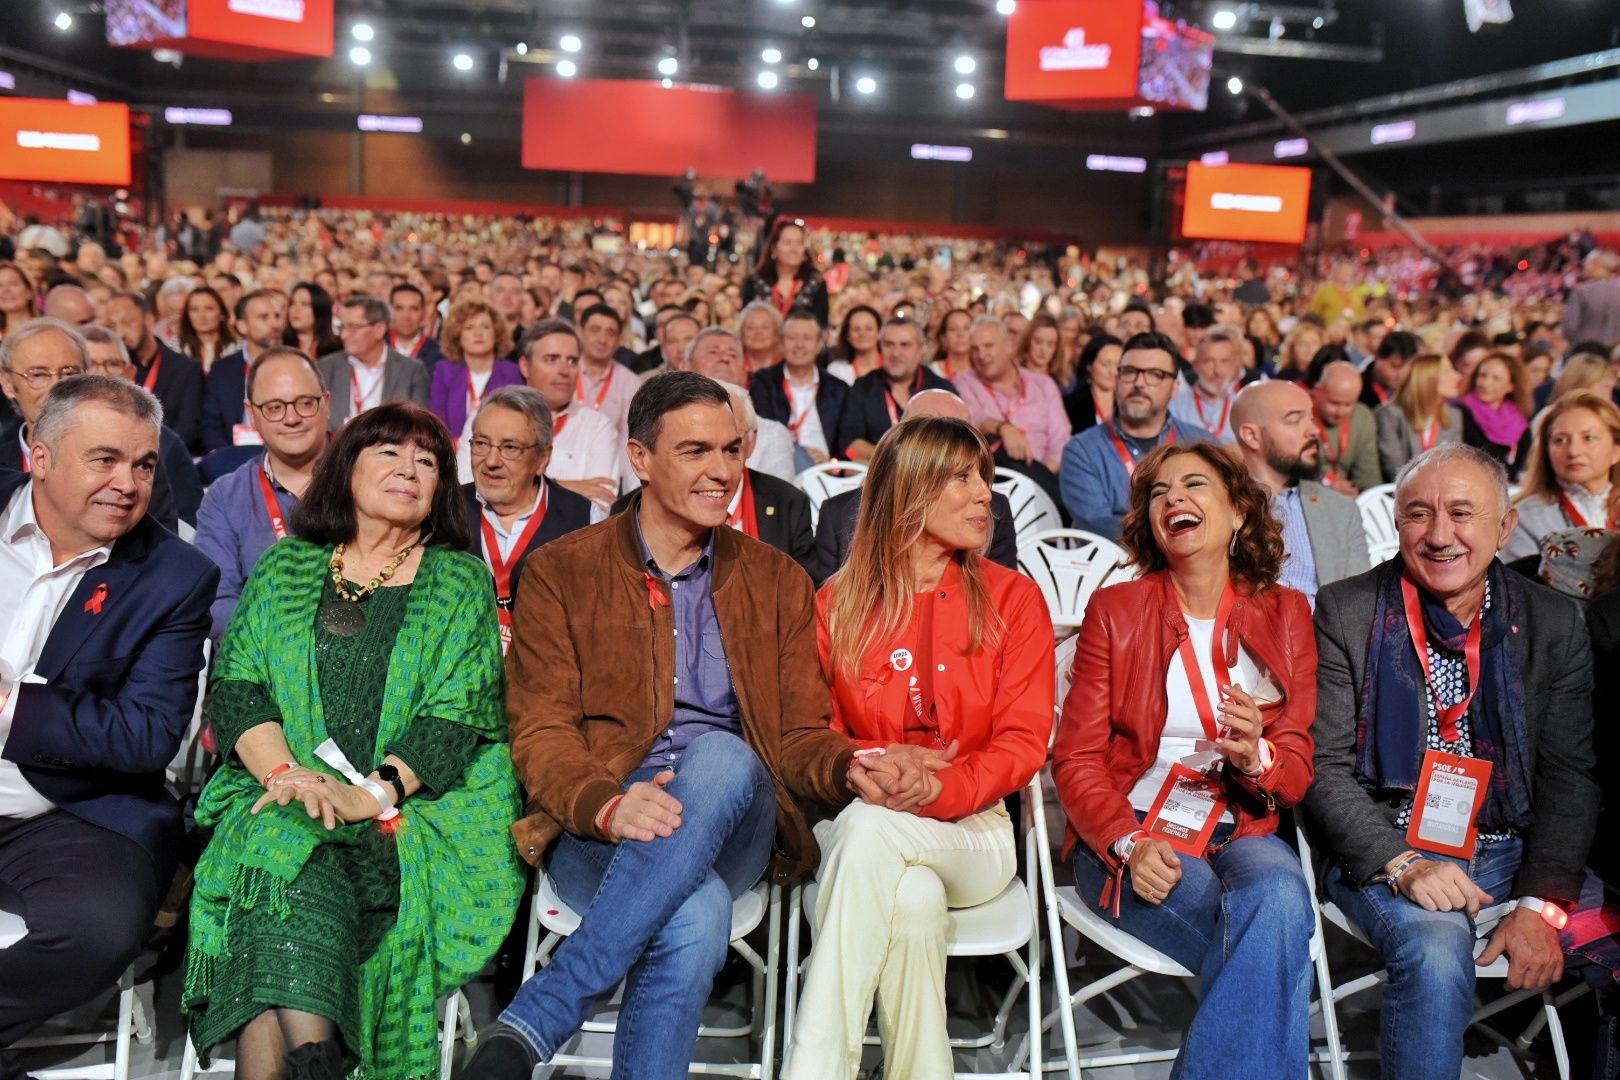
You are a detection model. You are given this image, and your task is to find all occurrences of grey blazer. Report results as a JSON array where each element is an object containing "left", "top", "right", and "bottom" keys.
[
  {"left": 1304, "top": 565, "right": 1597, "bottom": 903},
  {"left": 1298, "top": 479, "right": 1371, "bottom": 588},
  {"left": 317, "top": 348, "right": 432, "bottom": 430},
  {"left": 1373, "top": 401, "right": 1463, "bottom": 482}
]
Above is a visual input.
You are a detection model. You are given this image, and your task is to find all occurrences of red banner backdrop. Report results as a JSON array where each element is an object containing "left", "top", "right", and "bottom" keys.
[
  {"left": 0, "top": 100, "right": 132, "bottom": 187},
  {"left": 1005, "top": 0, "right": 1213, "bottom": 112},
  {"left": 106, "top": 0, "right": 333, "bottom": 62},
  {"left": 522, "top": 78, "right": 817, "bottom": 182}
]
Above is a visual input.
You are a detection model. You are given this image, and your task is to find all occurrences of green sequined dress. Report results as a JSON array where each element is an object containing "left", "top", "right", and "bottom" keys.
[{"left": 191, "top": 578, "right": 478, "bottom": 1065}]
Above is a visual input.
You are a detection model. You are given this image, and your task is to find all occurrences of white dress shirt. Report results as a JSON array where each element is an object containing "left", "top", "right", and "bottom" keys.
[
  {"left": 348, "top": 354, "right": 387, "bottom": 413},
  {"left": 784, "top": 372, "right": 830, "bottom": 458},
  {"left": 0, "top": 482, "right": 113, "bottom": 818},
  {"left": 475, "top": 485, "right": 546, "bottom": 562},
  {"left": 749, "top": 418, "right": 797, "bottom": 483}
]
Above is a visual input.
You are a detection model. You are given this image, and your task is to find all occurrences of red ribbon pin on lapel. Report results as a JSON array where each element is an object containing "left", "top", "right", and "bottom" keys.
[
  {"left": 644, "top": 571, "right": 671, "bottom": 611},
  {"left": 85, "top": 583, "right": 109, "bottom": 616}
]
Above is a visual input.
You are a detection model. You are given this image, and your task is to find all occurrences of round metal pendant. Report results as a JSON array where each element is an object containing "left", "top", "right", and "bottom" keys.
[{"left": 318, "top": 599, "right": 367, "bottom": 637}]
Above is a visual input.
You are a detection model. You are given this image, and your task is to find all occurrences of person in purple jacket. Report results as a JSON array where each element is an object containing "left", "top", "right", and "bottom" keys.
[{"left": 429, "top": 298, "right": 523, "bottom": 445}]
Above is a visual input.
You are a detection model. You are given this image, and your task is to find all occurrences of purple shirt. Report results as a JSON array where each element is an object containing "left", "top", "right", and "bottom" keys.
[
  {"left": 635, "top": 519, "right": 740, "bottom": 771},
  {"left": 429, "top": 359, "right": 525, "bottom": 439},
  {"left": 194, "top": 452, "right": 298, "bottom": 638}
]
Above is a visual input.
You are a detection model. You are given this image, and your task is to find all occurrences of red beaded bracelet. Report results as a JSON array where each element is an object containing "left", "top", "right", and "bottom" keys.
[{"left": 262, "top": 761, "right": 297, "bottom": 788}]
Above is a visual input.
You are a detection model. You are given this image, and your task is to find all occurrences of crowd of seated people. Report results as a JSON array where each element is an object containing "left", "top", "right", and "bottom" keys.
[{"left": 0, "top": 205, "right": 1618, "bottom": 1080}]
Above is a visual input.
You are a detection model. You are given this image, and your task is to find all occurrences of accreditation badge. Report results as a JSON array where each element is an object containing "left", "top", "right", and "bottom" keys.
[
  {"left": 1141, "top": 762, "right": 1228, "bottom": 858},
  {"left": 497, "top": 605, "right": 513, "bottom": 656},
  {"left": 1406, "top": 748, "right": 1492, "bottom": 859}
]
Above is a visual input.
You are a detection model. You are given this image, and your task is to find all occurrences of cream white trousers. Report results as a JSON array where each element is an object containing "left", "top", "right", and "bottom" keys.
[{"left": 781, "top": 799, "right": 1016, "bottom": 1080}]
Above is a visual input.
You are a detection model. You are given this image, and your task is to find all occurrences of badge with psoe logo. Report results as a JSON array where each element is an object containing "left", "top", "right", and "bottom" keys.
[{"left": 890, "top": 648, "right": 913, "bottom": 672}]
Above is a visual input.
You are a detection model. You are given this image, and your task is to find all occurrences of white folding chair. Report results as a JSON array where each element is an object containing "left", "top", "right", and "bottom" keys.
[
  {"left": 181, "top": 992, "right": 477, "bottom": 1080},
  {"left": 1295, "top": 820, "right": 1584, "bottom": 1079},
  {"left": 168, "top": 638, "right": 213, "bottom": 794},
  {"left": 10, "top": 965, "right": 153, "bottom": 1080},
  {"left": 1356, "top": 483, "right": 1399, "bottom": 564},
  {"left": 1016, "top": 530, "right": 1129, "bottom": 633},
  {"left": 991, "top": 468, "right": 1063, "bottom": 544},
  {"left": 521, "top": 874, "right": 782, "bottom": 1079},
  {"left": 793, "top": 460, "right": 867, "bottom": 530},
  {"left": 782, "top": 780, "right": 1044, "bottom": 1080}
]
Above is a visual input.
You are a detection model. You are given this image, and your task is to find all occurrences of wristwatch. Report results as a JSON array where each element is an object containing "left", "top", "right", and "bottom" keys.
[
  {"left": 1515, "top": 896, "right": 1570, "bottom": 930},
  {"left": 377, "top": 763, "right": 407, "bottom": 806}
]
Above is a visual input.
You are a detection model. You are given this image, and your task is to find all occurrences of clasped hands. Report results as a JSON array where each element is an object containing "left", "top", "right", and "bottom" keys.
[
  {"left": 847, "top": 740, "right": 959, "bottom": 813},
  {"left": 250, "top": 764, "right": 383, "bottom": 830},
  {"left": 1388, "top": 857, "right": 1565, "bottom": 990}
]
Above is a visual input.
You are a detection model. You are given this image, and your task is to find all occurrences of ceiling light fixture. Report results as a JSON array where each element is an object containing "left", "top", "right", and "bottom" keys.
[
  {"left": 955, "top": 82, "right": 976, "bottom": 100},
  {"left": 658, "top": 56, "right": 678, "bottom": 76},
  {"left": 452, "top": 52, "right": 474, "bottom": 71},
  {"left": 995, "top": 0, "right": 1016, "bottom": 16},
  {"left": 557, "top": 59, "right": 578, "bottom": 77},
  {"left": 855, "top": 75, "right": 877, "bottom": 94},
  {"left": 762, "top": 47, "right": 783, "bottom": 63},
  {"left": 806, "top": 57, "right": 819, "bottom": 70},
  {"left": 1212, "top": 9, "right": 1237, "bottom": 30},
  {"left": 661, "top": 77, "right": 673, "bottom": 88},
  {"left": 758, "top": 70, "right": 780, "bottom": 89},
  {"left": 954, "top": 55, "right": 977, "bottom": 75},
  {"left": 801, "top": 15, "right": 816, "bottom": 28},
  {"left": 559, "top": 34, "right": 582, "bottom": 53},
  {"left": 351, "top": 22, "right": 374, "bottom": 42},
  {"left": 1226, "top": 75, "right": 1243, "bottom": 94},
  {"left": 349, "top": 45, "right": 372, "bottom": 65},
  {"left": 53, "top": 11, "right": 73, "bottom": 30},
  {"left": 515, "top": 42, "right": 528, "bottom": 55}
]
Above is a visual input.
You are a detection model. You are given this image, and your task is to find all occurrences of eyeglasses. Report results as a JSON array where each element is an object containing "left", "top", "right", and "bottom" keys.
[
  {"left": 5, "top": 366, "right": 84, "bottom": 389},
  {"left": 468, "top": 436, "right": 541, "bottom": 460},
  {"left": 1116, "top": 365, "right": 1176, "bottom": 387},
  {"left": 252, "top": 394, "right": 325, "bottom": 421},
  {"left": 88, "top": 360, "right": 131, "bottom": 376}
]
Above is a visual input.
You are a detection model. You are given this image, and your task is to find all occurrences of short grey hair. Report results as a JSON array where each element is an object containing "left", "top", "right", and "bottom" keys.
[
  {"left": 0, "top": 317, "right": 91, "bottom": 373},
  {"left": 716, "top": 380, "right": 757, "bottom": 435},
  {"left": 1394, "top": 443, "right": 1510, "bottom": 515},
  {"left": 157, "top": 276, "right": 197, "bottom": 300},
  {"left": 737, "top": 300, "right": 784, "bottom": 336},
  {"left": 34, "top": 373, "right": 163, "bottom": 451},
  {"left": 339, "top": 294, "right": 392, "bottom": 327},
  {"left": 969, "top": 314, "right": 1008, "bottom": 341},
  {"left": 685, "top": 326, "right": 742, "bottom": 365},
  {"left": 882, "top": 316, "right": 926, "bottom": 346},
  {"left": 80, "top": 324, "right": 131, "bottom": 366},
  {"left": 476, "top": 385, "right": 555, "bottom": 452},
  {"left": 1194, "top": 323, "right": 1246, "bottom": 359}
]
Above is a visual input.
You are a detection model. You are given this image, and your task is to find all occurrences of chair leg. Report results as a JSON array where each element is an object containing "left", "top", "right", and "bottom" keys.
[
  {"left": 782, "top": 884, "right": 803, "bottom": 1053},
  {"left": 1312, "top": 939, "right": 1348, "bottom": 1080},
  {"left": 180, "top": 1035, "right": 198, "bottom": 1080},
  {"left": 760, "top": 883, "right": 781, "bottom": 1080},
  {"left": 438, "top": 993, "right": 460, "bottom": 1080},
  {"left": 1542, "top": 989, "right": 1572, "bottom": 1080},
  {"left": 112, "top": 969, "right": 134, "bottom": 1080}
]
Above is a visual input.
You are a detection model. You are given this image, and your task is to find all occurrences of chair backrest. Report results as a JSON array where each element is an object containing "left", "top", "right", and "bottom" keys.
[
  {"left": 992, "top": 467, "right": 1063, "bottom": 543},
  {"left": 1356, "top": 483, "right": 1399, "bottom": 564},
  {"left": 794, "top": 460, "right": 867, "bottom": 529},
  {"left": 1054, "top": 633, "right": 1078, "bottom": 712},
  {"left": 1018, "top": 528, "right": 1130, "bottom": 629}
]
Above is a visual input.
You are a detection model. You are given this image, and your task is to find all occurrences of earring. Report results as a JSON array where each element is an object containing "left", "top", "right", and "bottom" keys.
[{"left": 1229, "top": 532, "right": 1238, "bottom": 557}]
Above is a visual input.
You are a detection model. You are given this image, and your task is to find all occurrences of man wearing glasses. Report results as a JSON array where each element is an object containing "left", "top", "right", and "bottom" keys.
[
  {"left": 0, "top": 320, "right": 93, "bottom": 476},
  {"left": 193, "top": 347, "right": 330, "bottom": 638},
  {"left": 461, "top": 385, "right": 592, "bottom": 655},
  {"left": 316, "top": 296, "right": 430, "bottom": 430},
  {"left": 1059, "top": 330, "right": 1214, "bottom": 537}
]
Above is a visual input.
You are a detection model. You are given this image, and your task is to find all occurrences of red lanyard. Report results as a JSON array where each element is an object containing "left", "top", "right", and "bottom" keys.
[
  {"left": 392, "top": 333, "right": 423, "bottom": 358},
  {"left": 1400, "top": 572, "right": 1482, "bottom": 745},
  {"left": 257, "top": 464, "right": 289, "bottom": 541},
  {"left": 350, "top": 367, "right": 376, "bottom": 414},
  {"left": 1316, "top": 411, "right": 1351, "bottom": 484},
  {"left": 1094, "top": 395, "right": 1109, "bottom": 427},
  {"left": 884, "top": 368, "right": 925, "bottom": 425},
  {"left": 1373, "top": 382, "right": 1392, "bottom": 405},
  {"left": 1418, "top": 419, "right": 1439, "bottom": 452},
  {"left": 988, "top": 373, "right": 1029, "bottom": 422},
  {"left": 1108, "top": 422, "right": 1176, "bottom": 478},
  {"left": 1193, "top": 388, "right": 1231, "bottom": 437},
  {"left": 479, "top": 486, "right": 549, "bottom": 607},
  {"left": 771, "top": 278, "right": 803, "bottom": 316},
  {"left": 1558, "top": 491, "right": 1616, "bottom": 530},
  {"left": 727, "top": 471, "right": 759, "bottom": 538},
  {"left": 1176, "top": 583, "right": 1237, "bottom": 740},
  {"left": 577, "top": 364, "right": 614, "bottom": 411},
  {"left": 938, "top": 359, "right": 958, "bottom": 381},
  {"left": 783, "top": 375, "right": 815, "bottom": 437},
  {"left": 141, "top": 351, "right": 162, "bottom": 392},
  {"left": 552, "top": 412, "right": 571, "bottom": 438}
]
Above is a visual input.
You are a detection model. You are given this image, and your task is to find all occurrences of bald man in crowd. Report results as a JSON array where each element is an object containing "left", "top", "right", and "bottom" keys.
[
  {"left": 1231, "top": 380, "right": 1369, "bottom": 606},
  {"left": 810, "top": 388, "right": 1019, "bottom": 584},
  {"left": 41, "top": 286, "right": 96, "bottom": 329},
  {"left": 1311, "top": 360, "right": 1382, "bottom": 494}
]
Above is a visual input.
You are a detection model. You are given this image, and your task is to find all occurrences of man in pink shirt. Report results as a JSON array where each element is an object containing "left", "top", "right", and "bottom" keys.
[{"left": 954, "top": 316, "right": 1071, "bottom": 509}]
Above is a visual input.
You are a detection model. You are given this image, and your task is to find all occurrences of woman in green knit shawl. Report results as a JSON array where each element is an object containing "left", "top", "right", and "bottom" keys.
[{"left": 184, "top": 403, "right": 524, "bottom": 1080}]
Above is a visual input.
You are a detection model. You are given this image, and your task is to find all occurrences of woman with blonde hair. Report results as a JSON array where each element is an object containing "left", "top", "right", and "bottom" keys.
[
  {"left": 1547, "top": 350, "right": 1618, "bottom": 408},
  {"left": 782, "top": 416, "right": 1053, "bottom": 1080},
  {"left": 1273, "top": 320, "right": 1324, "bottom": 381},
  {"left": 1507, "top": 389, "right": 1620, "bottom": 559},
  {"left": 1016, "top": 312, "right": 1079, "bottom": 394},
  {"left": 1375, "top": 353, "right": 1464, "bottom": 480}
]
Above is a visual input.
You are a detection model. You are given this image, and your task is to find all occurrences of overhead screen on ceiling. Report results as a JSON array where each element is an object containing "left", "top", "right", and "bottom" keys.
[
  {"left": 1005, "top": 0, "right": 1214, "bottom": 112},
  {"left": 1181, "top": 162, "right": 1313, "bottom": 244},
  {"left": 522, "top": 79, "right": 818, "bottom": 182},
  {"left": 106, "top": 0, "right": 332, "bottom": 61},
  {"left": 0, "top": 99, "right": 132, "bottom": 186}
]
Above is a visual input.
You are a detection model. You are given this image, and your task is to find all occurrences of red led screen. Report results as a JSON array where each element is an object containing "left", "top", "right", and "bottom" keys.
[
  {"left": 522, "top": 79, "right": 817, "bottom": 183},
  {"left": 1181, "top": 162, "right": 1313, "bottom": 244},
  {"left": 0, "top": 100, "right": 132, "bottom": 187},
  {"left": 106, "top": 0, "right": 332, "bottom": 61}
]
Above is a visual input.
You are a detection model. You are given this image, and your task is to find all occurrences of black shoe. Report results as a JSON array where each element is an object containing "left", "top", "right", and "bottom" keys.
[
  {"left": 457, "top": 1024, "right": 540, "bottom": 1079},
  {"left": 284, "top": 1040, "right": 347, "bottom": 1080}
]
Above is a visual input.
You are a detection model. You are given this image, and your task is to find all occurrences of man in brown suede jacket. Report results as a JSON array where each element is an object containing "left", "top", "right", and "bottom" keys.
[{"left": 466, "top": 371, "right": 947, "bottom": 1078}]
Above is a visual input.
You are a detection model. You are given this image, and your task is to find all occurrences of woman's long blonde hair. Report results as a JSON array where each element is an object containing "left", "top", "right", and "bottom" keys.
[
  {"left": 1393, "top": 353, "right": 1448, "bottom": 428},
  {"left": 825, "top": 416, "right": 1003, "bottom": 679},
  {"left": 1518, "top": 389, "right": 1620, "bottom": 508}
]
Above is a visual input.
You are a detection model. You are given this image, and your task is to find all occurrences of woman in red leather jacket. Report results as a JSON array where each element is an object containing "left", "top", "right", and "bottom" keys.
[
  {"left": 1053, "top": 440, "right": 1318, "bottom": 1079},
  {"left": 782, "top": 415, "right": 1053, "bottom": 1080}
]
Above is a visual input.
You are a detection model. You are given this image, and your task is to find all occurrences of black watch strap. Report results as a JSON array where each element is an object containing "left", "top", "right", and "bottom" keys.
[{"left": 378, "top": 763, "right": 407, "bottom": 805}]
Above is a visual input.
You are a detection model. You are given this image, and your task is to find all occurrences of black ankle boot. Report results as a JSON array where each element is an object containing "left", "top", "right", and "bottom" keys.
[
  {"left": 457, "top": 1023, "right": 540, "bottom": 1079},
  {"left": 284, "top": 1040, "right": 347, "bottom": 1080}
]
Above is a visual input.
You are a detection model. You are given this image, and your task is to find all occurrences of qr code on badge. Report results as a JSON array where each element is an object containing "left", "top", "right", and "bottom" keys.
[{"left": 1426, "top": 792, "right": 1444, "bottom": 809}]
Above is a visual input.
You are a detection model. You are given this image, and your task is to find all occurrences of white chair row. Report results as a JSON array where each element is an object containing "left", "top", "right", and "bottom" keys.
[
  {"left": 7, "top": 966, "right": 152, "bottom": 1080},
  {"left": 795, "top": 460, "right": 1065, "bottom": 549},
  {"left": 1016, "top": 529, "right": 1131, "bottom": 633}
]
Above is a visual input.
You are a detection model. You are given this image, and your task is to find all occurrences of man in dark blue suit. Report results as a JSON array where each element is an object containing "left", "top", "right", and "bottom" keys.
[
  {"left": 0, "top": 373, "right": 216, "bottom": 1077},
  {"left": 200, "top": 289, "right": 286, "bottom": 461}
]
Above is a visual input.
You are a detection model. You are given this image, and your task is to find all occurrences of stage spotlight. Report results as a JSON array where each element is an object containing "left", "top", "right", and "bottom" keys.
[
  {"left": 460, "top": 132, "right": 472, "bottom": 145},
  {"left": 452, "top": 52, "right": 474, "bottom": 71},
  {"left": 855, "top": 75, "right": 877, "bottom": 94},
  {"left": 807, "top": 57, "right": 820, "bottom": 70},
  {"left": 559, "top": 34, "right": 582, "bottom": 53},
  {"left": 1212, "top": 9, "right": 1237, "bottom": 30},
  {"left": 762, "top": 47, "right": 783, "bottom": 63},
  {"left": 352, "top": 22, "right": 374, "bottom": 42},
  {"left": 54, "top": 11, "right": 73, "bottom": 30},
  {"left": 801, "top": 15, "right": 816, "bottom": 28},
  {"left": 1227, "top": 75, "right": 1244, "bottom": 94},
  {"left": 658, "top": 56, "right": 678, "bottom": 76},
  {"left": 956, "top": 82, "right": 976, "bottom": 100},
  {"left": 954, "top": 56, "right": 977, "bottom": 75},
  {"left": 995, "top": 0, "right": 1016, "bottom": 15},
  {"left": 349, "top": 46, "right": 372, "bottom": 66},
  {"left": 661, "top": 78, "right": 674, "bottom": 88},
  {"left": 758, "top": 70, "right": 780, "bottom": 89},
  {"left": 557, "top": 59, "right": 578, "bottom": 77},
  {"left": 515, "top": 43, "right": 528, "bottom": 55}
]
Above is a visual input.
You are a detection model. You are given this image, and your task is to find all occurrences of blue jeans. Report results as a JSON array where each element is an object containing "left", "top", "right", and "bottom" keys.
[
  {"left": 1327, "top": 835, "right": 1620, "bottom": 1080},
  {"left": 499, "top": 731, "right": 778, "bottom": 1080},
  {"left": 1072, "top": 825, "right": 1315, "bottom": 1080}
]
